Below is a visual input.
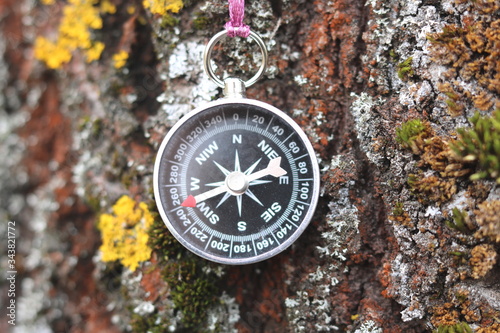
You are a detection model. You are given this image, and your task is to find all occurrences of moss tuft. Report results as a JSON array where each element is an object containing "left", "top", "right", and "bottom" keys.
[
  {"left": 397, "top": 57, "right": 414, "bottom": 80},
  {"left": 445, "top": 208, "right": 473, "bottom": 234},
  {"left": 469, "top": 244, "right": 497, "bottom": 279},
  {"left": 408, "top": 174, "right": 457, "bottom": 205},
  {"left": 433, "top": 322, "right": 473, "bottom": 333},
  {"left": 162, "top": 259, "right": 219, "bottom": 329},
  {"left": 395, "top": 119, "right": 431, "bottom": 154},
  {"left": 450, "top": 110, "right": 500, "bottom": 183},
  {"left": 474, "top": 199, "right": 500, "bottom": 242},
  {"left": 147, "top": 207, "right": 221, "bottom": 330}
]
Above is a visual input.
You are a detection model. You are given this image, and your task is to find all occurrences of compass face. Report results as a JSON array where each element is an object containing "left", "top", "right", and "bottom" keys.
[{"left": 153, "top": 99, "right": 320, "bottom": 264}]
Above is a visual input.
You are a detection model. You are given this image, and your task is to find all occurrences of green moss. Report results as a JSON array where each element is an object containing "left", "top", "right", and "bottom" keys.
[
  {"left": 147, "top": 210, "right": 221, "bottom": 330},
  {"left": 162, "top": 259, "right": 219, "bottom": 329},
  {"left": 407, "top": 174, "right": 456, "bottom": 205},
  {"left": 395, "top": 119, "right": 429, "bottom": 150},
  {"left": 161, "top": 14, "right": 179, "bottom": 28},
  {"left": 449, "top": 110, "right": 500, "bottom": 183},
  {"left": 148, "top": 214, "right": 185, "bottom": 262},
  {"left": 130, "top": 312, "right": 171, "bottom": 333},
  {"left": 397, "top": 57, "right": 414, "bottom": 80},
  {"left": 445, "top": 208, "right": 472, "bottom": 234},
  {"left": 193, "top": 14, "right": 210, "bottom": 30},
  {"left": 392, "top": 202, "right": 405, "bottom": 216},
  {"left": 84, "top": 193, "right": 102, "bottom": 212},
  {"left": 434, "top": 322, "right": 473, "bottom": 333}
]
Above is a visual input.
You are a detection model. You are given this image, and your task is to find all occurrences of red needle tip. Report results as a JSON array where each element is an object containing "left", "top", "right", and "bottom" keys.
[{"left": 181, "top": 195, "right": 196, "bottom": 207}]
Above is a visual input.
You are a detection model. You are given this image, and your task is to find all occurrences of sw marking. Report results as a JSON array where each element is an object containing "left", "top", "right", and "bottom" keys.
[{"left": 197, "top": 202, "right": 220, "bottom": 224}]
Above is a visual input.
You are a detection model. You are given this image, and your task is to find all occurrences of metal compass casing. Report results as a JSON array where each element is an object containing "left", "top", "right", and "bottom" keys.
[{"left": 153, "top": 31, "right": 320, "bottom": 265}]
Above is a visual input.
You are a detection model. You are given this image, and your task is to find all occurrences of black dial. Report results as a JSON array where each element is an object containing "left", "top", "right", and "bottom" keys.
[{"left": 154, "top": 99, "right": 320, "bottom": 264}]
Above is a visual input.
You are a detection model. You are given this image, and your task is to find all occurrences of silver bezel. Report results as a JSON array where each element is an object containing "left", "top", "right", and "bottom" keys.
[{"left": 153, "top": 97, "right": 320, "bottom": 265}]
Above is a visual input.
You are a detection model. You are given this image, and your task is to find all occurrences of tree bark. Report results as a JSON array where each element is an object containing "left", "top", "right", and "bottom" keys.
[{"left": 1, "top": 0, "right": 499, "bottom": 332}]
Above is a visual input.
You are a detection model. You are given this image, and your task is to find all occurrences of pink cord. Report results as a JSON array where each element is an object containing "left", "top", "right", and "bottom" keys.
[{"left": 225, "top": 0, "right": 250, "bottom": 38}]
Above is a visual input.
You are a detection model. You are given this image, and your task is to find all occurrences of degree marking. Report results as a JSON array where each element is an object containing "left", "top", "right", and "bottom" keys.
[
  {"left": 183, "top": 221, "right": 198, "bottom": 235},
  {"left": 168, "top": 206, "right": 185, "bottom": 213},
  {"left": 293, "top": 153, "right": 309, "bottom": 161},
  {"left": 168, "top": 160, "right": 184, "bottom": 166},
  {"left": 292, "top": 199, "right": 311, "bottom": 206},
  {"left": 180, "top": 137, "right": 193, "bottom": 147},
  {"left": 205, "top": 233, "right": 213, "bottom": 250},
  {"left": 265, "top": 116, "right": 274, "bottom": 132},
  {"left": 284, "top": 218, "right": 299, "bottom": 228},
  {"left": 282, "top": 132, "right": 294, "bottom": 144},
  {"left": 252, "top": 238, "right": 258, "bottom": 256}
]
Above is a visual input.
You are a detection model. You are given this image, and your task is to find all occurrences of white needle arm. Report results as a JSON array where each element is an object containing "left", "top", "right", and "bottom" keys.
[
  {"left": 246, "top": 157, "right": 287, "bottom": 182},
  {"left": 181, "top": 157, "right": 286, "bottom": 207}
]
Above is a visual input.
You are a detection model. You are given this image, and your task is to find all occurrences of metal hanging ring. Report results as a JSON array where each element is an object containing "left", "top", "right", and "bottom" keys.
[{"left": 203, "top": 30, "right": 268, "bottom": 89}]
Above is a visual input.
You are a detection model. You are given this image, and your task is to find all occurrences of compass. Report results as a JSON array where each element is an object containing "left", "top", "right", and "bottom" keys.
[{"left": 153, "top": 31, "right": 320, "bottom": 265}]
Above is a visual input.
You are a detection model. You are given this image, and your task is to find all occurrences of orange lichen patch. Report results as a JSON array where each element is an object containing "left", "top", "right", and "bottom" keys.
[
  {"left": 389, "top": 202, "right": 413, "bottom": 228},
  {"left": 469, "top": 244, "right": 497, "bottom": 279},
  {"left": 408, "top": 174, "right": 457, "bottom": 205},
  {"left": 301, "top": 0, "right": 366, "bottom": 98},
  {"left": 419, "top": 136, "right": 470, "bottom": 178},
  {"left": 476, "top": 323, "right": 500, "bottom": 333},
  {"left": 429, "top": 14, "right": 500, "bottom": 114},
  {"left": 139, "top": 259, "right": 167, "bottom": 302},
  {"left": 474, "top": 200, "right": 500, "bottom": 242},
  {"left": 430, "top": 303, "right": 460, "bottom": 328}
]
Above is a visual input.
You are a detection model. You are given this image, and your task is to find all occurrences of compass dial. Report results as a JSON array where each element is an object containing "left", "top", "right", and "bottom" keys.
[{"left": 154, "top": 99, "right": 320, "bottom": 264}]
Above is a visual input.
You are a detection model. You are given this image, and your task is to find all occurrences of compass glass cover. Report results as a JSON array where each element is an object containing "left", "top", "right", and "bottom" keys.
[{"left": 154, "top": 100, "right": 319, "bottom": 264}]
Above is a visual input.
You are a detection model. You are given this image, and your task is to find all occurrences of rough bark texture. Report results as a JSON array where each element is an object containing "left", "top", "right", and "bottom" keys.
[{"left": 1, "top": 0, "right": 499, "bottom": 332}]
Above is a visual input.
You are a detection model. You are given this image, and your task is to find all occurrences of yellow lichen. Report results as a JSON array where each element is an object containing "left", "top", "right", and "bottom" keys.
[
  {"left": 127, "top": 5, "right": 137, "bottom": 15},
  {"left": 142, "top": 0, "right": 183, "bottom": 15},
  {"left": 112, "top": 50, "right": 129, "bottom": 69},
  {"left": 100, "top": 0, "right": 117, "bottom": 14},
  {"left": 35, "top": 0, "right": 108, "bottom": 69},
  {"left": 98, "top": 195, "right": 154, "bottom": 272},
  {"left": 469, "top": 244, "right": 497, "bottom": 279},
  {"left": 41, "top": 0, "right": 55, "bottom": 4}
]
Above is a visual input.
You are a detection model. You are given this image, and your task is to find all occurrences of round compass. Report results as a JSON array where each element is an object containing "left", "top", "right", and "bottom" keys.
[
  {"left": 153, "top": 87, "right": 320, "bottom": 264},
  {"left": 154, "top": 30, "right": 319, "bottom": 265}
]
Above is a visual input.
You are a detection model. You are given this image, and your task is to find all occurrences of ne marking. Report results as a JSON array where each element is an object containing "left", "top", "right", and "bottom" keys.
[{"left": 293, "top": 199, "right": 311, "bottom": 206}]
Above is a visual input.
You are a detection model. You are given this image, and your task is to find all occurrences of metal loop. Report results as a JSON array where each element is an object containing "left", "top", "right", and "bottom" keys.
[{"left": 203, "top": 30, "right": 268, "bottom": 88}]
